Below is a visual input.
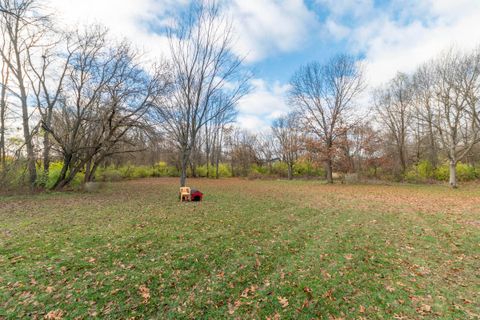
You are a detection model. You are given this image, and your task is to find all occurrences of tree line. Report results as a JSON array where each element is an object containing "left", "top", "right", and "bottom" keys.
[{"left": 1, "top": 0, "right": 480, "bottom": 191}]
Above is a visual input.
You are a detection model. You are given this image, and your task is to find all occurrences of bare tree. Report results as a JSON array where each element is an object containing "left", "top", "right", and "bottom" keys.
[
  {"left": 155, "top": 1, "right": 249, "bottom": 187},
  {"left": 374, "top": 72, "right": 412, "bottom": 176},
  {"left": 42, "top": 27, "right": 168, "bottom": 189},
  {"left": 0, "top": 36, "right": 11, "bottom": 170},
  {"left": 429, "top": 48, "right": 480, "bottom": 188},
  {"left": 0, "top": 0, "right": 50, "bottom": 187},
  {"left": 26, "top": 32, "right": 75, "bottom": 183},
  {"left": 204, "top": 94, "right": 236, "bottom": 178},
  {"left": 272, "top": 112, "right": 303, "bottom": 180},
  {"left": 412, "top": 64, "right": 439, "bottom": 168},
  {"left": 289, "top": 54, "right": 365, "bottom": 183}
]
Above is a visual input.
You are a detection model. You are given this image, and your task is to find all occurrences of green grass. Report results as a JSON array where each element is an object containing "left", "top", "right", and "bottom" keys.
[{"left": 1, "top": 179, "right": 479, "bottom": 319}]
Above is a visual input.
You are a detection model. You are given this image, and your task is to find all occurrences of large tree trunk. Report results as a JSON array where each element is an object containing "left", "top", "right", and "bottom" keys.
[
  {"left": 180, "top": 148, "right": 190, "bottom": 187},
  {"left": 0, "top": 82, "right": 6, "bottom": 170},
  {"left": 449, "top": 160, "right": 457, "bottom": 189},
  {"left": 325, "top": 158, "right": 333, "bottom": 184},
  {"left": 287, "top": 161, "right": 293, "bottom": 180},
  {"left": 42, "top": 132, "right": 50, "bottom": 176},
  {"left": 52, "top": 154, "right": 72, "bottom": 190},
  {"left": 13, "top": 41, "right": 36, "bottom": 187},
  {"left": 19, "top": 85, "right": 36, "bottom": 187}
]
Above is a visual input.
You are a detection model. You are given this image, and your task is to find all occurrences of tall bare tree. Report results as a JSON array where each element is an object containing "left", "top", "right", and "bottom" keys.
[
  {"left": 412, "top": 64, "right": 439, "bottom": 168},
  {"left": 0, "top": 36, "right": 11, "bottom": 170},
  {"left": 0, "top": 0, "right": 49, "bottom": 187},
  {"left": 272, "top": 112, "right": 303, "bottom": 180},
  {"left": 429, "top": 48, "right": 480, "bottom": 188},
  {"left": 43, "top": 27, "right": 168, "bottom": 189},
  {"left": 155, "top": 1, "right": 249, "bottom": 187},
  {"left": 374, "top": 72, "right": 412, "bottom": 176},
  {"left": 289, "top": 54, "right": 365, "bottom": 183},
  {"left": 27, "top": 32, "right": 75, "bottom": 182}
]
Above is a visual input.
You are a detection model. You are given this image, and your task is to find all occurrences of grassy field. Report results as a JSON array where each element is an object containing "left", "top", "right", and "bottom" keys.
[{"left": 0, "top": 178, "right": 479, "bottom": 319}]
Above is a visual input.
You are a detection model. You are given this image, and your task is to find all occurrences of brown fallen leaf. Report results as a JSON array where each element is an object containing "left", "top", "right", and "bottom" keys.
[
  {"left": 277, "top": 296, "right": 289, "bottom": 308},
  {"left": 266, "top": 312, "right": 281, "bottom": 320},
  {"left": 45, "top": 286, "right": 54, "bottom": 293},
  {"left": 44, "top": 309, "right": 64, "bottom": 320},
  {"left": 417, "top": 304, "right": 431, "bottom": 314},
  {"left": 385, "top": 285, "right": 395, "bottom": 292},
  {"left": 255, "top": 256, "right": 261, "bottom": 269},
  {"left": 139, "top": 285, "right": 150, "bottom": 303},
  {"left": 240, "top": 287, "right": 250, "bottom": 298},
  {"left": 359, "top": 305, "right": 366, "bottom": 313},
  {"left": 344, "top": 254, "right": 353, "bottom": 260}
]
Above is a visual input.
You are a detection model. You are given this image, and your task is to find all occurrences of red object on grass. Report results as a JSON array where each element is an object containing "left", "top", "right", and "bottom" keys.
[{"left": 191, "top": 189, "right": 203, "bottom": 201}]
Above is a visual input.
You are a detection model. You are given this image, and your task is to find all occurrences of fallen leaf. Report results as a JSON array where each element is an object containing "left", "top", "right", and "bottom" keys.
[
  {"left": 255, "top": 256, "right": 261, "bottom": 269},
  {"left": 46, "top": 286, "right": 54, "bottom": 293},
  {"left": 385, "top": 285, "right": 396, "bottom": 292},
  {"left": 44, "top": 309, "right": 63, "bottom": 320},
  {"left": 344, "top": 254, "right": 353, "bottom": 260},
  {"left": 277, "top": 296, "right": 289, "bottom": 308},
  {"left": 139, "top": 285, "right": 150, "bottom": 303},
  {"left": 417, "top": 304, "right": 431, "bottom": 314},
  {"left": 359, "top": 305, "right": 366, "bottom": 313}
]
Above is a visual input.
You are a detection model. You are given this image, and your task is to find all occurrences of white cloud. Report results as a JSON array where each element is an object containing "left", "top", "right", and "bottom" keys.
[
  {"left": 236, "top": 78, "right": 291, "bottom": 131},
  {"left": 320, "top": 0, "right": 480, "bottom": 87},
  {"left": 46, "top": 0, "right": 187, "bottom": 61},
  {"left": 228, "top": 0, "right": 319, "bottom": 62}
]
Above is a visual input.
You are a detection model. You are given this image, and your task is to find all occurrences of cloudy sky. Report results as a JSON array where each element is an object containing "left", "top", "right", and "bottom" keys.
[{"left": 47, "top": 0, "right": 480, "bottom": 131}]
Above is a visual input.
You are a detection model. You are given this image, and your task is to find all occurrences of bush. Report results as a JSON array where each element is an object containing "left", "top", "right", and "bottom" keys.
[
  {"left": 294, "top": 160, "right": 324, "bottom": 177},
  {"left": 132, "top": 166, "right": 152, "bottom": 178},
  {"left": 96, "top": 166, "right": 123, "bottom": 182},
  {"left": 405, "top": 160, "right": 435, "bottom": 183},
  {"left": 153, "top": 162, "right": 179, "bottom": 177},
  {"left": 456, "top": 162, "right": 477, "bottom": 181},
  {"left": 430, "top": 162, "right": 477, "bottom": 182},
  {"left": 271, "top": 162, "right": 288, "bottom": 177},
  {"left": 216, "top": 163, "right": 232, "bottom": 178}
]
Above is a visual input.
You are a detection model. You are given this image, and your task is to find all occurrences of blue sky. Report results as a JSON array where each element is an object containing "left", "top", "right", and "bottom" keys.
[{"left": 48, "top": 0, "right": 480, "bottom": 131}]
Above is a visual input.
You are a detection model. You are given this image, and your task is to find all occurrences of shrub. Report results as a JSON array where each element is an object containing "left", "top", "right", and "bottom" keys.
[
  {"left": 96, "top": 166, "right": 123, "bottom": 182},
  {"left": 432, "top": 162, "right": 477, "bottom": 182},
  {"left": 405, "top": 160, "right": 435, "bottom": 183},
  {"left": 271, "top": 161, "right": 288, "bottom": 177},
  {"left": 153, "top": 162, "right": 179, "bottom": 177},
  {"left": 456, "top": 162, "right": 477, "bottom": 181},
  {"left": 294, "top": 160, "right": 324, "bottom": 177},
  {"left": 216, "top": 163, "right": 232, "bottom": 178},
  {"left": 132, "top": 166, "right": 152, "bottom": 178}
]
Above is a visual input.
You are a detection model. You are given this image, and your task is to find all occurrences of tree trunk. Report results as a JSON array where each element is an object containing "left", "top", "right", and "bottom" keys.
[
  {"left": 180, "top": 149, "right": 190, "bottom": 187},
  {"left": 42, "top": 132, "right": 50, "bottom": 176},
  {"left": 13, "top": 43, "right": 36, "bottom": 187},
  {"left": 84, "top": 159, "right": 92, "bottom": 183},
  {"left": 287, "top": 162, "right": 293, "bottom": 180},
  {"left": 0, "top": 68, "right": 7, "bottom": 170},
  {"left": 52, "top": 154, "right": 72, "bottom": 190},
  {"left": 325, "top": 158, "right": 333, "bottom": 184},
  {"left": 0, "top": 86, "right": 6, "bottom": 170},
  {"left": 449, "top": 160, "right": 457, "bottom": 188},
  {"left": 20, "top": 88, "right": 37, "bottom": 187}
]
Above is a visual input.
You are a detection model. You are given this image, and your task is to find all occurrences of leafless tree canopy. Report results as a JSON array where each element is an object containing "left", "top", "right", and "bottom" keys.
[
  {"left": 154, "top": 1, "right": 250, "bottom": 186},
  {"left": 289, "top": 54, "right": 365, "bottom": 183}
]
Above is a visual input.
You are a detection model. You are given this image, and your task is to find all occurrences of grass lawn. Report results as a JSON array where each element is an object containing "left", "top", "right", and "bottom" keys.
[{"left": 0, "top": 178, "right": 479, "bottom": 319}]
